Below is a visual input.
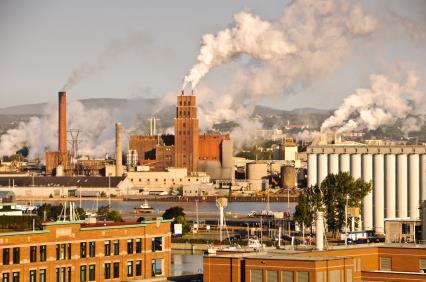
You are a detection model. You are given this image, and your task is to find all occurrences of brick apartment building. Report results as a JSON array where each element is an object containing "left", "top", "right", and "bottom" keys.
[
  {"left": 204, "top": 245, "right": 426, "bottom": 282},
  {"left": 0, "top": 219, "right": 171, "bottom": 282}
]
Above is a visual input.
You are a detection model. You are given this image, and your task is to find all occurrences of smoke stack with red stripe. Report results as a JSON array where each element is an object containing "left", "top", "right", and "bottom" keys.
[{"left": 58, "top": 91, "right": 67, "bottom": 153}]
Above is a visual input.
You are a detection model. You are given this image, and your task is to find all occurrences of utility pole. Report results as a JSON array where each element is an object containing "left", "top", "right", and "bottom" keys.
[{"left": 345, "top": 194, "right": 349, "bottom": 247}]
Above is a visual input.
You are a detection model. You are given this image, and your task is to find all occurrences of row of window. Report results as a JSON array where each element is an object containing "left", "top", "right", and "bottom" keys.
[
  {"left": 179, "top": 101, "right": 191, "bottom": 106},
  {"left": 1, "top": 259, "right": 163, "bottom": 282},
  {"left": 1, "top": 237, "right": 162, "bottom": 265},
  {"left": 250, "top": 269, "right": 309, "bottom": 282}
]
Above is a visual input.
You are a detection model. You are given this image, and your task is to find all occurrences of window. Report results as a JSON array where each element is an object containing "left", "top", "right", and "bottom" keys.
[
  {"left": 104, "top": 263, "right": 111, "bottom": 279},
  {"left": 60, "top": 244, "right": 66, "bottom": 260},
  {"left": 135, "top": 239, "right": 142, "bottom": 253},
  {"left": 12, "top": 272, "right": 19, "bottom": 282},
  {"left": 152, "top": 237, "right": 162, "bottom": 252},
  {"left": 113, "top": 240, "right": 119, "bottom": 255},
  {"left": 55, "top": 268, "right": 59, "bottom": 282},
  {"left": 135, "top": 260, "right": 142, "bottom": 276},
  {"left": 12, "top": 248, "right": 19, "bottom": 264},
  {"left": 151, "top": 259, "right": 162, "bottom": 276},
  {"left": 127, "top": 239, "right": 133, "bottom": 254},
  {"left": 3, "top": 248, "right": 10, "bottom": 265},
  {"left": 30, "top": 246, "right": 37, "bottom": 263},
  {"left": 127, "top": 261, "right": 133, "bottom": 277},
  {"left": 40, "top": 245, "right": 46, "bottom": 262},
  {"left": 2, "top": 273, "right": 9, "bottom": 282},
  {"left": 297, "top": 271, "right": 309, "bottom": 282},
  {"left": 67, "top": 244, "right": 71, "bottom": 260},
  {"left": 250, "top": 270, "right": 263, "bottom": 282},
  {"left": 67, "top": 267, "right": 71, "bottom": 282},
  {"left": 89, "top": 242, "right": 95, "bottom": 258},
  {"left": 380, "top": 256, "right": 392, "bottom": 271},
  {"left": 113, "top": 262, "right": 120, "bottom": 279},
  {"left": 39, "top": 270, "right": 46, "bottom": 282},
  {"left": 89, "top": 265, "right": 95, "bottom": 281},
  {"left": 420, "top": 258, "right": 426, "bottom": 272},
  {"left": 80, "top": 266, "right": 86, "bottom": 282},
  {"left": 56, "top": 244, "right": 60, "bottom": 260},
  {"left": 267, "top": 270, "right": 278, "bottom": 282},
  {"left": 281, "top": 271, "right": 293, "bottom": 282},
  {"left": 80, "top": 243, "right": 86, "bottom": 258},
  {"left": 56, "top": 267, "right": 66, "bottom": 282},
  {"left": 105, "top": 241, "right": 111, "bottom": 256}
]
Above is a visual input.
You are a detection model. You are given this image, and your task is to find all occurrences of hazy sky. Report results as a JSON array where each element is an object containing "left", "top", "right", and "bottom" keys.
[{"left": 1, "top": 0, "right": 425, "bottom": 110}]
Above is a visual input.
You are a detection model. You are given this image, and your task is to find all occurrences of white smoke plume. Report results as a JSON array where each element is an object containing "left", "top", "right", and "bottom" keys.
[
  {"left": 321, "top": 71, "right": 425, "bottom": 134},
  {"left": 180, "top": 0, "right": 377, "bottom": 146},
  {"left": 0, "top": 101, "right": 124, "bottom": 160},
  {"left": 62, "top": 32, "right": 152, "bottom": 91},
  {"left": 182, "top": 11, "right": 298, "bottom": 89}
]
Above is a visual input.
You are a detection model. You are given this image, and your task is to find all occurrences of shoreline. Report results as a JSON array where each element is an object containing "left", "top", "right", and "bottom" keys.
[{"left": 17, "top": 195, "right": 299, "bottom": 203}]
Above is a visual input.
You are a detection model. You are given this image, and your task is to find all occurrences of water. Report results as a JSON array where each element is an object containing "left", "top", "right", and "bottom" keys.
[{"left": 34, "top": 199, "right": 296, "bottom": 214}]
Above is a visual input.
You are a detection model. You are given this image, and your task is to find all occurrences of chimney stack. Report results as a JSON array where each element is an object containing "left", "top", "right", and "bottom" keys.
[
  {"left": 58, "top": 91, "right": 67, "bottom": 153},
  {"left": 315, "top": 211, "right": 324, "bottom": 251},
  {"left": 115, "top": 122, "right": 123, "bottom": 176}
]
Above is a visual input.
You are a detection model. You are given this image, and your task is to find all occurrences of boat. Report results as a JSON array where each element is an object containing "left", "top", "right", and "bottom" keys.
[
  {"left": 134, "top": 200, "right": 154, "bottom": 214},
  {"left": 248, "top": 238, "right": 263, "bottom": 251}
]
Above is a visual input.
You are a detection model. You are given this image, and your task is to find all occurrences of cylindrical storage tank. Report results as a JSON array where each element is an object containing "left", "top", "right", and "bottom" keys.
[
  {"left": 350, "top": 154, "right": 362, "bottom": 180},
  {"left": 315, "top": 211, "right": 324, "bottom": 251},
  {"left": 397, "top": 154, "right": 408, "bottom": 218},
  {"left": 246, "top": 162, "right": 268, "bottom": 191},
  {"left": 362, "top": 154, "right": 373, "bottom": 230},
  {"left": 281, "top": 165, "right": 296, "bottom": 189},
  {"left": 408, "top": 154, "right": 420, "bottom": 219},
  {"left": 318, "top": 153, "right": 328, "bottom": 185},
  {"left": 221, "top": 139, "right": 234, "bottom": 180},
  {"left": 421, "top": 154, "right": 426, "bottom": 202},
  {"left": 385, "top": 154, "right": 396, "bottom": 219},
  {"left": 339, "top": 154, "right": 350, "bottom": 173},
  {"left": 307, "top": 154, "right": 317, "bottom": 187},
  {"left": 373, "top": 154, "right": 385, "bottom": 234},
  {"left": 115, "top": 122, "right": 123, "bottom": 177},
  {"left": 328, "top": 153, "right": 339, "bottom": 175}
]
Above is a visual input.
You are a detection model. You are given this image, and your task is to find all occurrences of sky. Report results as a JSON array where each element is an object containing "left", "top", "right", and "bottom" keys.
[{"left": 0, "top": 0, "right": 426, "bottom": 110}]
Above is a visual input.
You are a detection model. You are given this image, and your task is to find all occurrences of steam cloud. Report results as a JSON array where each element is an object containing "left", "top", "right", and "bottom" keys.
[
  {"left": 62, "top": 32, "right": 152, "bottom": 91},
  {"left": 0, "top": 101, "right": 128, "bottom": 160},
  {"left": 321, "top": 72, "right": 425, "bottom": 134},
  {"left": 181, "top": 0, "right": 377, "bottom": 147}
]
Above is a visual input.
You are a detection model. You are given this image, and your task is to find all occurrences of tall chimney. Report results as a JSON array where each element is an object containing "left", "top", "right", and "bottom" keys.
[
  {"left": 58, "top": 91, "right": 67, "bottom": 153},
  {"left": 115, "top": 122, "right": 123, "bottom": 176},
  {"left": 315, "top": 211, "right": 324, "bottom": 251}
]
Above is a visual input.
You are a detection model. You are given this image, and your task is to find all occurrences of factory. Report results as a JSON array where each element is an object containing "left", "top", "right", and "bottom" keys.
[
  {"left": 307, "top": 141, "right": 426, "bottom": 234},
  {"left": 127, "top": 92, "right": 234, "bottom": 181}
]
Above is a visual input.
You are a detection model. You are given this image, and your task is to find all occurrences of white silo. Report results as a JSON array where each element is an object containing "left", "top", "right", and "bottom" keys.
[
  {"left": 246, "top": 162, "right": 268, "bottom": 191},
  {"left": 373, "top": 154, "right": 385, "bottom": 234},
  {"left": 421, "top": 154, "right": 426, "bottom": 202},
  {"left": 362, "top": 154, "right": 373, "bottom": 230},
  {"left": 397, "top": 154, "right": 408, "bottom": 218},
  {"left": 308, "top": 154, "right": 318, "bottom": 187},
  {"left": 318, "top": 154, "right": 328, "bottom": 185},
  {"left": 408, "top": 154, "right": 420, "bottom": 219},
  {"left": 339, "top": 154, "right": 350, "bottom": 173},
  {"left": 385, "top": 154, "right": 396, "bottom": 219},
  {"left": 350, "top": 154, "right": 361, "bottom": 179},
  {"left": 328, "top": 153, "right": 339, "bottom": 175}
]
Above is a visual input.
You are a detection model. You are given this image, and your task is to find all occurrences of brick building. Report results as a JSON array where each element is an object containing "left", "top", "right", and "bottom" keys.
[
  {"left": 174, "top": 95, "right": 199, "bottom": 173},
  {"left": 204, "top": 245, "right": 426, "bottom": 282},
  {"left": 0, "top": 219, "right": 171, "bottom": 282}
]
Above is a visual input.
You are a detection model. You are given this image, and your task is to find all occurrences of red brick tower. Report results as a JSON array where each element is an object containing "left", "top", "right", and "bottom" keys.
[{"left": 174, "top": 93, "right": 199, "bottom": 173}]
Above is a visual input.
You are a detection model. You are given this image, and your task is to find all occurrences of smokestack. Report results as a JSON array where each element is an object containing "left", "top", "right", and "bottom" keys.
[
  {"left": 58, "top": 91, "right": 67, "bottom": 153},
  {"left": 315, "top": 211, "right": 324, "bottom": 251},
  {"left": 115, "top": 122, "right": 123, "bottom": 176}
]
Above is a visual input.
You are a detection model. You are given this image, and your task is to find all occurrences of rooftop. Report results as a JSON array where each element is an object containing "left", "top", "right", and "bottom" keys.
[{"left": 0, "top": 176, "right": 126, "bottom": 188}]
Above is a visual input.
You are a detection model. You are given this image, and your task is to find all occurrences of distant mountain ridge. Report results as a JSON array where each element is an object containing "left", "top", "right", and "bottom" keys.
[{"left": 0, "top": 98, "right": 330, "bottom": 116}]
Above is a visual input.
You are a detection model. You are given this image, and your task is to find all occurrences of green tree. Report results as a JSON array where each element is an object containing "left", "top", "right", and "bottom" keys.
[
  {"left": 97, "top": 205, "right": 123, "bottom": 222},
  {"left": 162, "top": 206, "right": 190, "bottom": 234},
  {"left": 162, "top": 206, "right": 185, "bottom": 220},
  {"left": 294, "top": 172, "right": 372, "bottom": 236}
]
